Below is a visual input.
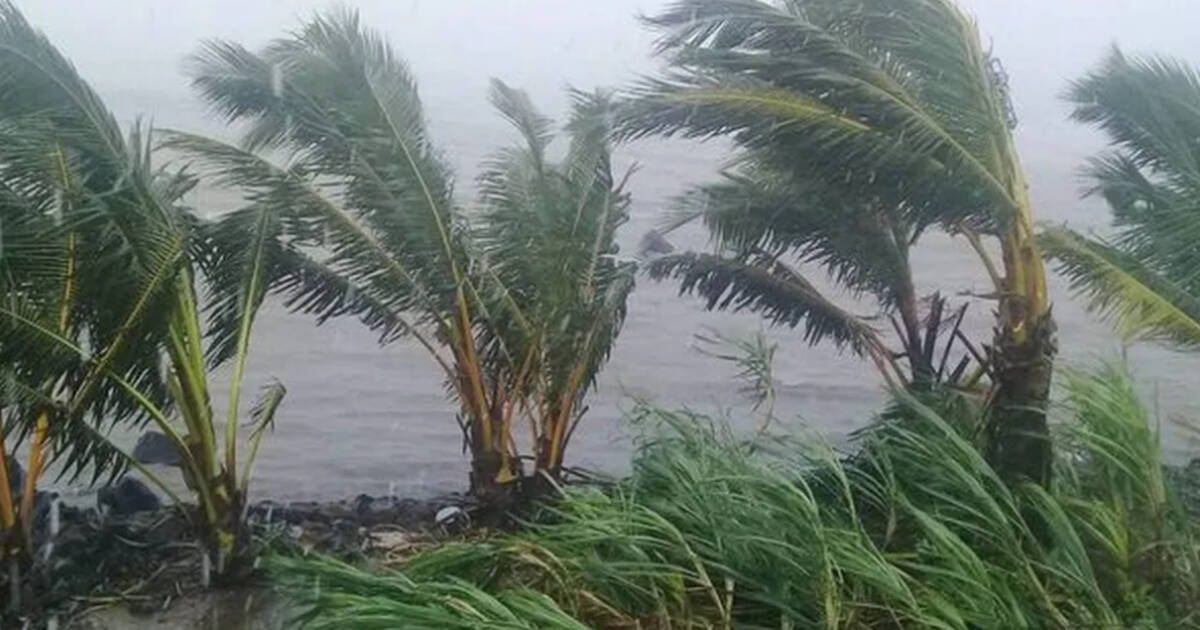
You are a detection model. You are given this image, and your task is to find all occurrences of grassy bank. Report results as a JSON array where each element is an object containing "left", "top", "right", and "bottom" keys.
[{"left": 275, "top": 363, "right": 1200, "bottom": 629}]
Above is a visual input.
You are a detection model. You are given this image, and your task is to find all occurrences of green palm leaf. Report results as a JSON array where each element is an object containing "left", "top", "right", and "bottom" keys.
[
  {"left": 1041, "top": 227, "right": 1200, "bottom": 349},
  {"left": 182, "top": 9, "right": 637, "bottom": 485},
  {"left": 474, "top": 83, "right": 636, "bottom": 470},
  {"left": 0, "top": 2, "right": 190, "bottom": 480},
  {"left": 627, "top": 0, "right": 1056, "bottom": 482},
  {"left": 648, "top": 251, "right": 879, "bottom": 356},
  {"left": 1046, "top": 48, "right": 1200, "bottom": 351},
  {"left": 622, "top": 0, "right": 1024, "bottom": 229}
]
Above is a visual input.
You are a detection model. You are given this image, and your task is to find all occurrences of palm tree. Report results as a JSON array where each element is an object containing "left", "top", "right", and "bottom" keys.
[
  {"left": 0, "top": 1, "right": 181, "bottom": 596},
  {"left": 0, "top": 1, "right": 285, "bottom": 586},
  {"left": 172, "top": 10, "right": 635, "bottom": 498},
  {"left": 622, "top": 0, "right": 1055, "bottom": 484},
  {"left": 166, "top": 9, "right": 506, "bottom": 493},
  {"left": 1042, "top": 48, "right": 1200, "bottom": 350},
  {"left": 645, "top": 164, "right": 979, "bottom": 391},
  {"left": 475, "top": 82, "right": 636, "bottom": 484}
]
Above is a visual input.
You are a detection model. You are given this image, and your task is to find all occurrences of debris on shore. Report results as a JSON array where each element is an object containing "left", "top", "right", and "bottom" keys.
[{"left": 10, "top": 491, "right": 475, "bottom": 628}]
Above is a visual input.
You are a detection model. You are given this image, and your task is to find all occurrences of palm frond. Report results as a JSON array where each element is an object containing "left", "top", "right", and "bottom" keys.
[
  {"left": 488, "top": 79, "right": 554, "bottom": 174},
  {"left": 158, "top": 131, "right": 447, "bottom": 344},
  {"left": 1067, "top": 47, "right": 1200, "bottom": 299},
  {"left": 0, "top": 2, "right": 194, "bottom": 484},
  {"left": 624, "top": 0, "right": 1048, "bottom": 396},
  {"left": 475, "top": 83, "right": 635, "bottom": 398},
  {"left": 671, "top": 167, "right": 915, "bottom": 308},
  {"left": 1068, "top": 47, "right": 1200, "bottom": 183},
  {"left": 188, "top": 9, "right": 468, "bottom": 314},
  {"left": 1047, "top": 49, "right": 1200, "bottom": 351},
  {"left": 198, "top": 203, "right": 283, "bottom": 365},
  {"left": 648, "top": 251, "right": 879, "bottom": 355},
  {"left": 1041, "top": 227, "right": 1200, "bottom": 349},
  {"left": 622, "top": 0, "right": 1024, "bottom": 230},
  {"left": 239, "top": 380, "right": 285, "bottom": 497},
  {"left": 0, "top": 1, "right": 125, "bottom": 177}
]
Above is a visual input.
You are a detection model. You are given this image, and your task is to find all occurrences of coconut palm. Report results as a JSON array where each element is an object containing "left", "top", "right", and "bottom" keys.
[
  {"left": 165, "top": 9, "right": 505, "bottom": 493},
  {"left": 1042, "top": 48, "right": 1200, "bottom": 350},
  {"left": 646, "top": 164, "right": 981, "bottom": 392},
  {"left": 0, "top": 1, "right": 285, "bottom": 586},
  {"left": 172, "top": 10, "right": 635, "bottom": 498},
  {"left": 475, "top": 82, "right": 636, "bottom": 483},
  {"left": 0, "top": 1, "right": 181, "bottom": 594},
  {"left": 622, "top": 0, "right": 1055, "bottom": 483}
]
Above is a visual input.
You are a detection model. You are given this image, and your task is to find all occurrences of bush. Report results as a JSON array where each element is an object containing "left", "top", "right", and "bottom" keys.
[{"left": 274, "top": 363, "right": 1200, "bottom": 629}]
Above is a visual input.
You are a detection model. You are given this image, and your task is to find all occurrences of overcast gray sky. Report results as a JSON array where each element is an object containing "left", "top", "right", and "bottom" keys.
[{"left": 16, "top": 0, "right": 1200, "bottom": 220}]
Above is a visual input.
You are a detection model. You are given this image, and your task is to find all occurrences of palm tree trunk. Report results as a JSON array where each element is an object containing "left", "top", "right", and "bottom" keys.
[
  {"left": 18, "top": 412, "right": 48, "bottom": 555},
  {"left": 0, "top": 431, "right": 15, "bottom": 537},
  {"left": 897, "top": 288, "right": 933, "bottom": 386},
  {"left": 468, "top": 430, "right": 506, "bottom": 498},
  {"left": 987, "top": 313, "right": 1057, "bottom": 485},
  {"left": 465, "top": 404, "right": 519, "bottom": 504},
  {"left": 987, "top": 172, "right": 1057, "bottom": 486},
  {"left": 206, "top": 487, "right": 245, "bottom": 583}
]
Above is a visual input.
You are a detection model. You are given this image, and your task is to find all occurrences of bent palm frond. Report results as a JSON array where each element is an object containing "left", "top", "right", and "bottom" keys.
[
  {"left": 624, "top": 0, "right": 1038, "bottom": 393},
  {"left": 1041, "top": 228, "right": 1200, "bottom": 349},
  {"left": 0, "top": 2, "right": 187, "bottom": 480},
  {"left": 648, "top": 251, "right": 879, "bottom": 356},
  {"left": 1053, "top": 48, "right": 1200, "bottom": 351},
  {"left": 622, "top": 0, "right": 1025, "bottom": 230}
]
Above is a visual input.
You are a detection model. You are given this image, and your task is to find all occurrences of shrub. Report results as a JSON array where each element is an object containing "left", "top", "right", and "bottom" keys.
[{"left": 275, "top": 363, "right": 1200, "bottom": 629}]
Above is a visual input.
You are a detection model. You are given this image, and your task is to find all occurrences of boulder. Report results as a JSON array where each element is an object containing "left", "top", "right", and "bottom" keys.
[
  {"left": 98, "top": 477, "right": 161, "bottom": 516},
  {"left": 637, "top": 229, "right": 675, "bottom": 257},
  {"left": 132, "top": 431, "right": 184, "bottom": 466}
]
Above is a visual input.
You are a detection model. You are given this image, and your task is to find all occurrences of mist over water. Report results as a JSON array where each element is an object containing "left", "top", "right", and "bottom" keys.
[{"left": 22, "top": 0, "right": 1200, "bottom": 501}]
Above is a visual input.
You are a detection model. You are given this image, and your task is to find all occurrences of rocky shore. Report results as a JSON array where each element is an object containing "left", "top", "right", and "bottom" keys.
[
  {"left": 6, "top": 455, "right": 1197, "bottom": 628},
  {"left": 11, "top": 486, "right": 472, "bottom": 628}
]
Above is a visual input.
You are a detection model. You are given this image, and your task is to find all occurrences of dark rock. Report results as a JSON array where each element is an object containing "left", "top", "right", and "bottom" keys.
[
  {"left": 324, "top": 501, "right": 356, "bottom": 523},
  {"left": 358, "top": 496, "right": 399, "bottom": 526},
  {"left": 98, "top": 477, "right": 161, "bottom": 516},
  {"left": 33, "top": 490, "right": 57, "bottom": 527},
  {"left": 132, "top": 430, "right": 184, "bottom": 466},
  {"left": 637, "top": 229, "right": 674, "bottom": 257},
  {"left": 288, "top": 501, "right": 320, "bottom": 519},
  {"left": 1177, "top": 458, "right": 1200, "bottom": 517},
  {"left": 249, "top": 500, "right": 284, "bottom": 524}
]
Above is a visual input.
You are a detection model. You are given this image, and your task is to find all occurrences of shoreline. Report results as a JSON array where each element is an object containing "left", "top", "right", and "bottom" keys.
[
  {"left": 18, "top": 491, "right": 475, "bottom": 628},
  {"left": 14, "top": 456, "right": 1199, "bottom": 628}
]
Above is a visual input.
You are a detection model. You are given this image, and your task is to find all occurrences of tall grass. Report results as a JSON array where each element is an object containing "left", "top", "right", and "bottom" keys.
[{"left": 275, "top": 363, "right": 1200, "bottom": 629}]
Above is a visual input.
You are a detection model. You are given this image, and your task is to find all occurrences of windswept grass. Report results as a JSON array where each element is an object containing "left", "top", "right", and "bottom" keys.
[{"left": 275, "top": 363, "right": 1200, "bottom": 629}]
